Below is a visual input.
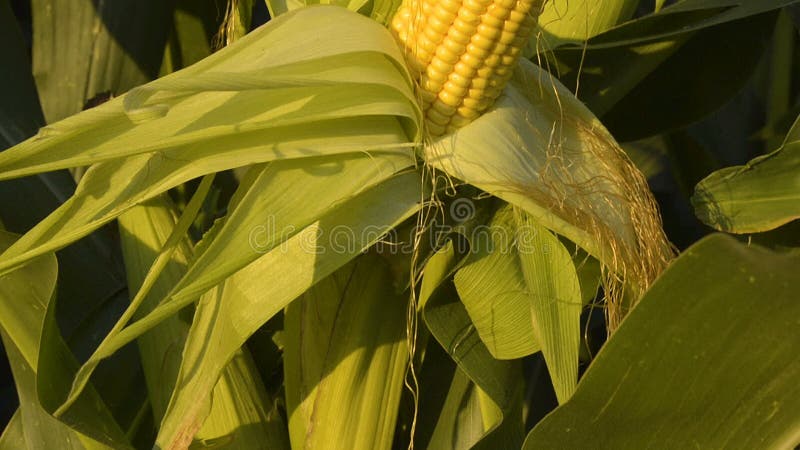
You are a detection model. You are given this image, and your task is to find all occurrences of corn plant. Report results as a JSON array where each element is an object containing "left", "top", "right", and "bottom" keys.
[{"left": 0, "top": 0, "right": 799, "bottom": 449}]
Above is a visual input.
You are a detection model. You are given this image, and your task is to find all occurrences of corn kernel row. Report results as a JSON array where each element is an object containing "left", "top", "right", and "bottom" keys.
[{"left": 391, "top": 0, "right": 542, "bottom": 136}]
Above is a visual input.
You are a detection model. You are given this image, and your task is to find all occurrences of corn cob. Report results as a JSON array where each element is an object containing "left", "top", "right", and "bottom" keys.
[{"left": 391, "top": 0, "right": 544, "bottom": 136}]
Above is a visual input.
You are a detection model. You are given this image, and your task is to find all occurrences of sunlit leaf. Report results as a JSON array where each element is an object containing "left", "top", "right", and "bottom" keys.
[
  {"left": 515, "top": 211, "right": 581, "bottom": 404},
  {"left": 692, "top": 139, "right": 800, "bottom": 233},
  {"left": 454, "top": 206, "right": 541, "bottom": 359},
  {"left": 524, "top": 234, "right": 800, "bottom": 449},
  {"left": 0, "top": 6, "right": 420, "bottom": 279},
  {"left": 284, "top": 254, "right": 407, "bottom": 450},
  {"left": 0, "top": 232, "right": 127, "bottom": 448},
  {"left": 154, "top": 172, "right": 422, "bottom": 449},
  {"left": 119, "top": 197, "right": 288, "bottom": 449},
  {"left": 421, "top": 242, "right": 526, "bottom": 449},
  {"left": 536, "top": 0, "right": 640, "bottom": 50},
  {"left": 424, "top": 59, "right": 672, "bottom": 314}
]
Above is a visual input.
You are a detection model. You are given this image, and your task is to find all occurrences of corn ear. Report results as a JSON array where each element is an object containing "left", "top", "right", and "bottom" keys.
[{"left": 391, "top": 0, "right": 544, "bottom": 135}]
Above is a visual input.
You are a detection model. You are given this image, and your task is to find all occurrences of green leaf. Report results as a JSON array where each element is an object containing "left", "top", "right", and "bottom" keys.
[
  {"left": 0, "top": 232, "right": 127, "bottom": 448},
  {"left": 154, "top": 172, "right": 422, "bottom": 449},
  {"left": 600, "top": 12, "right": 777, "bottom": 140},
  {"left": 159, "top": 0, "right": 226, "bottom": 74},
  {"left": 515, "top": 211, "right": 581, "bottom": 404},
  {"left": 1, "top": 6, "right": 145, "bottom": 437},
  {"left": 284, "top": 253, "right": 407, "bottom": 450},
  {"left": 524, "top": 234, "right": 800, "bottom": 449},
  {"left": 163, "top": 152, "right": 413, "bottom": 311},
  {"left": 66, "top": 153, "right": 407, "bottom": 436},
  {"left": 425, "top": 369, "right": 499, "bottom": 450},
  {"left": 118, "top": 197, "right": 196, "bottom": 422},
  {"left": 544, "top": 0, "right": 786, "bottom": 138},
  {"left": 119, "top": 196, "right": 288, "bottom": 450},
  {"left": 0, "top": 337, "right": 98, "bottom": 450},
  {"left": 265, "top": 0, "right": 396, "bottom": 21},
  {"left": 692, "top": 139, "right": 800, "bottom": 233},
  {"left": 0, "top": 412, "right": 25, "bottom": 449},
  {"left": 454, "top": 206, "right": 541, "bottom": 360},
  {"left": 536, "top": 0, "right": 640, "bottom": 50},
  {"left": 0, "top": 5, "right": 420, "bottom": 278},
  {"left": 31, "top": 0, "right": 173, "bottom": 123},
  {"left": 421, "top": 242, "right": 526, "bottom": 449}
]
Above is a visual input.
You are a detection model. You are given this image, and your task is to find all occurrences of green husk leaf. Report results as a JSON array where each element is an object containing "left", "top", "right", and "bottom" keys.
[
  {"left": 161, "top": 152, "right": 414, "bottom": 311},
  {"left": 420, "top": 242, "right": 526, "bottom": 449},
  {"left": 59, "top": 150, "right": 412, "bottom": 420},
  {"left": 524, "top": 234, "right": 800, "bottom": 449},
  {"left": 0, "top": 6, "right": 419, "bottom": 279},
  {"left": 424, "top": 59, "right": 672, "bottom": 327},
  {"left": 453, "top": 206, "right": 541, "bottom": 360},
  {"left": 284, "top": 253, "right": 407, "bottom": 450},
  {"left": 514, "top": 210, "right": 581, "bottom": 404},
  {"left": 425, "top": 369, "right": 502, "bottom": 450},
  {"left": 119, "top": 196, "right": 288, "bottom": 450},
  {"left": 154, "top": 172, "right": 422, "bottom": 449}
]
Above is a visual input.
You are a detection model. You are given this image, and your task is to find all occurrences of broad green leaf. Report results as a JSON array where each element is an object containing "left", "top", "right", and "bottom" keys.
[
  {"left": 544, "top": 0, "right": 787, "bottom": 137},
  {"left": 424, "top": 58, "right": 672, "bottom": 305},
  {"left": 0, "top": 2, "right": 134, "bottom": 385},
  {"left": 514, "top": 211, "right": 581, "bottom": 404},
  {"left": 31, "top": 0, "right": 173, "bottom": 123},
  {"left": 536, "top": 0, "right": 640, "bottom": 50},
  {"left": 600, "top": 12, "right": 776, "bottom": 140},
  {"left": 692, "top": 139, "right": 800, "bottom": 233},
  {"left": 119, "top": 196, "right": 288, "bottom": 450},
  {"left": 160, "top": 0, "right": 227, "bottom": 74},
  {"left": 454, "top": 206, "right": 541, "bottom": 359},
  {"left": 575, "top": 0, "right": 796, "bottom": 47},
  {"left": 0, "top": 9, "right": 138, "bottom": 434},
  {"left": 423, "top": 281, "right": 526, "bottom": 450},
  {"left": 524, "top": 234, "right": 800, "bottom": 449},
  {"left": 0, "top": 335, "right": 95, "bottom": 450},
  {"left": 154, "top": 172, "right": 422, "bottom": 449},
  {"left": 0, "top": 6, "right": 420, "bottom": 278},
  {"left": 284, "top": 254, "right": 407, "bottom": 450},
  {"left": 0, "top": 232, "right": 127, "bottom": 449},
  {"left": 62, "top": 153, "right": 412, "bottom": 417},
  {"left": 421, "top": 240, "right": 527, "bottom": 449},
  {"left": 163, "top": 152, "right": 413, "bottom": 311},
  {"left": 0, "top": 412, "right": 25, "bottom": 449},
  {"left": 425, "top": 369, "right": 495, "bottom": 450},
  {"left": 118, "top": 197, "right": 195, "bottom": 422}
]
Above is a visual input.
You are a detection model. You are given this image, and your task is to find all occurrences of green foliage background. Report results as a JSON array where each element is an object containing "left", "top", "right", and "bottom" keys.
[{"left": 0, "top": 0, "right": 799, "bottom": 449}]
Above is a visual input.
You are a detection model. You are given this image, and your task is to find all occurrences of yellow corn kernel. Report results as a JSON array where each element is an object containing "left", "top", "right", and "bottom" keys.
[
  {"left": 436, "top": 94, "right": 461, "bottom": 116},
  {"left": 392, "top": 0, "right": 543, "bottom": 136},
  {"left": 431, "top": 97, "right": 458, "bottom": 115}
]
